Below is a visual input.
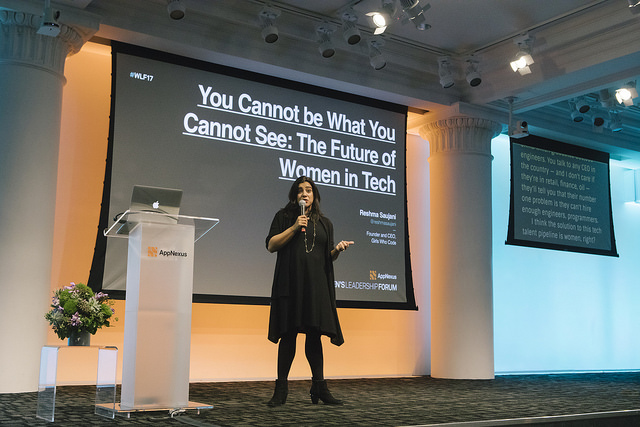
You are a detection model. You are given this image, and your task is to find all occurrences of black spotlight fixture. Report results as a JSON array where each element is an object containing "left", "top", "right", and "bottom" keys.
[
  {"left": 569, "top": 100, "right": 585, "bottom": 122},
  {"left": 465, "top": 57, "right": 481, "bottom": 87},
  {"left": 609, "top": 112, "right": 623, "bottom": 132},
  {"left": 341, "top": 9, "right": 361, "bottom": 45},
  {"left": 399, "top": 0, "right": 431, "bottom": 30},
  {"left": 438, "top": 56, "right": 455, "bottom": 89},
  {"left": 259, "top": 6, "right": 281, "bottom": 43},
  {"left": 574, "top": 97, "right": 591, "bottom": 114},
  {"left": 316, "top": 23, "right": 336, "bottom": 58},
  {"left": 167, "top": 0, "right": 186, "bottom": 20},
  {"left": 593, "top": 115, "right": 606, "bottom": 127},
  {"left": 368, "top": 37, "right": 386, "bottom": 70},
  {"left": 37, "top": 0, "right": 60, "bottom": 36}
]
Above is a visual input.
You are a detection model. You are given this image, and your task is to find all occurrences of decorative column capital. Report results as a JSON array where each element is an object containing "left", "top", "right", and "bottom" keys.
[
  {"left": 0, "top": 9, "right": 98, "bottom": 78},
  {"left": 419, "top": 116, "right": 502, "bottom": 158}
]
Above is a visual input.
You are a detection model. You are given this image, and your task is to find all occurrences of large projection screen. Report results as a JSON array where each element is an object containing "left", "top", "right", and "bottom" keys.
[
  {"left": 506, "top": 134, "right": 618, "bottom": 257},
  {"left": 89, "top": 43, "right": 416, "bottom": 310}
]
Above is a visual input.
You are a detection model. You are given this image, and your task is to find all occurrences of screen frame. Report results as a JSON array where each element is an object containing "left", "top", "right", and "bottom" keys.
[
  {"left": 88, "top": 41, "right": 417, "bottom": 310},
  {"left": 506, "top": 134, "right": 618, "bottom": 257}
]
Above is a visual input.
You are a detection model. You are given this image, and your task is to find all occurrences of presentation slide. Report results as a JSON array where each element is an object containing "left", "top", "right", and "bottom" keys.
[
  {"left": 506, "top": 135, "right": 617, "bottom": 256},
  {"left": 89, "top": 43, "right": 416, "bottom": 309}
]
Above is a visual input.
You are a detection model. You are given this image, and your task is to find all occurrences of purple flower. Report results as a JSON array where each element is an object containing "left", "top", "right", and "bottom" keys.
[{"left": 71, "top": 312, "right": 82, "bottom": 327}]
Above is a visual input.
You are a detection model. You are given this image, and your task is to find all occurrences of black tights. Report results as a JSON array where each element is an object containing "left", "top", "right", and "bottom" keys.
[{"left": 276, "top": 333, "right": 324, "bottom": 381}]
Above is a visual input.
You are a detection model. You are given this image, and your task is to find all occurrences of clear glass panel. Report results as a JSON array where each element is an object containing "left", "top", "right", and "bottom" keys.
[
  {"left": 95, "top": 346, "right": 118, "bottom": 419},
  {"left": 36, "top": 345, "right": 119, "bottom": 422},
  {"left": 36, "top": 346, "right": 60, "bottom": 422},
  {"left": 103, "top": 210, "right": 219, "bottom": 242}
]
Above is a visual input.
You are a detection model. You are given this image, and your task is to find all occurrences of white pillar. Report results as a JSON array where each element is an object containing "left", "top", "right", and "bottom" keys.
[
  {"left": 0, "top": 9, "right": 96, "bottom": 393},
  {"left": 420, "top": 117, "right": 501, "bottom": 379}
]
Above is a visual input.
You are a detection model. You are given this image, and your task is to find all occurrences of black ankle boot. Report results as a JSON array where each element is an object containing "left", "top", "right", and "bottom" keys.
[
  {"left": 310, "top": 379, "right": 343, "bottom": 405},
  {"left": 267, "top": 379, "right": 288, "bottom": 407}
]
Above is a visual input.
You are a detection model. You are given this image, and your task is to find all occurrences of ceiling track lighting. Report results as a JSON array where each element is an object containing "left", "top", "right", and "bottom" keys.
[
  {"left": 628, "top": 0, "right": 640, "bottom": 7},
  {"left": 316, "top": 24, "right": 336, "bottom": 58},
  {"left": 592, "top": 114, "right": 606, "bottom": 131},
  {"left": 259, "top": 6, "right": 281, "bottom": 44},
  {"left": 399, "top": 0, "right": 431, "bottom": 30},
  {"left": 570, "top": 111, "right": 584, "bottom": 122},
  {"left": 591, "top": 108, "right": 613, "bottom": 134},
  {"left": 506, "top": 96, "right": 529, "bottom": 138},
  {"left": 167, "top": 0, "right": 186, "bottom": 20},
  {"left": 608, "top": 111, "right": 623, "bottom": 132},
  {"left": 599, "top": 89, "right": 615, "bottom": 109},
  {"left": 574, "top": 96, "right": 591, "bottom": 114},
  {"left": 568, "top": 95, "right": 624, "bottom": 133},
  {"left": 510, "top": 34, "right": 534, "bottom": 76},
  {"left": 465, "top": 57, "right": 482, "bottom": 87},
  {"left": 366, "top": 0, "right": 397, "bottom": 35},
  {"left": 368, "top": 37, "right": 386, "bottom": 70},
  {"left": 437, "top": 56, "right": 455, "bottom": 89},
  {"left": 37, "top": 0, "right": 60, "bottom": 37},
  {"left": 341, "top": 10, "right": 361, "bottom": 45},
  {"left": 568, "top": 100, "right": 585, "bottom": 123},
  {"left": 615, "top": 82, "right": 638, "bottom": 106}
]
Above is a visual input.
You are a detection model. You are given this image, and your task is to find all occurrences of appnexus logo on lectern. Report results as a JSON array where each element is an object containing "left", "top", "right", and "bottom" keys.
[{"left": 147, "top": 246, "right": 188, "bottom": 258}]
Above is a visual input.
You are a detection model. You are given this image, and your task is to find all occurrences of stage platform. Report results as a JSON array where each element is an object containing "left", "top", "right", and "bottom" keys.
[{"left": 2, "top": 372, "right": 639, "bottom": 426}]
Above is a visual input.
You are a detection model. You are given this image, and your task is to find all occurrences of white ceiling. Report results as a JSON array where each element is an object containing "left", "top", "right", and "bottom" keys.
[{"left": 8, "top": 0, "right": 640, "bottom": 164}]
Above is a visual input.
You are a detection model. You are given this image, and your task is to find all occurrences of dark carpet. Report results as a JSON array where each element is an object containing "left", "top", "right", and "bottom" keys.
[{"left": 2, "top": 373, "right": 640, "bottom": 426}]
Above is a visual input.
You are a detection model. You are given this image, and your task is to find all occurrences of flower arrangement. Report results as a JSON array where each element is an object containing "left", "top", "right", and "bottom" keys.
[{"left": 45, "top": 282, "right": 117, "bottom": 340}]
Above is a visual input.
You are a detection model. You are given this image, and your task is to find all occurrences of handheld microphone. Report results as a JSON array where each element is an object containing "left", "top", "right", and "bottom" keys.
[{"left": 299, "top": 200, "right": 306, "bottom": 232}]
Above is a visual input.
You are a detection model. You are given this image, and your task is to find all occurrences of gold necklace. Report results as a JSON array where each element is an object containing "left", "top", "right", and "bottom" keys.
[{"left": 304, "top": 217, "right": 316, "bottom": 253}]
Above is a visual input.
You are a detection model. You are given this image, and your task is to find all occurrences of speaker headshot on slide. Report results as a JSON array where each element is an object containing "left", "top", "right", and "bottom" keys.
[{"left": 265, "top": 175, "right": 354, "bottom": 407}]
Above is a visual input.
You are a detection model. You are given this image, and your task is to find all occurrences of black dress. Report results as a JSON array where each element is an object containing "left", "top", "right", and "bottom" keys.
[{"left": 266, "top": 208, "right": 344, "bottom": 346}]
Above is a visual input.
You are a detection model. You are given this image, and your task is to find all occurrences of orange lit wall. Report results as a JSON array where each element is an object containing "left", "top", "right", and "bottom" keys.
[{"left": 50, "top": 42, "right": 430, "bottom": 384}]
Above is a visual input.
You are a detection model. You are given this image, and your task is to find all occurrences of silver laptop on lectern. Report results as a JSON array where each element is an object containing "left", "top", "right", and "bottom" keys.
[
  {"left": 115, "top": 185, "right": 183, "bottom": 234},
  {"left": 130, "top": 185, "right": 183, "bottom": 217}
]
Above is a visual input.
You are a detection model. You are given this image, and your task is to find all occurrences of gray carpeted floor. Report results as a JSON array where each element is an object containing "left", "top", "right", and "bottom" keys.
[{"left": 2, "top": 373, "right": 640, "bottom": 426}]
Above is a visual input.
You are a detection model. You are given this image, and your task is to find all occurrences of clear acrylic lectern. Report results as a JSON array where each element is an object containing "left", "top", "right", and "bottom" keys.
[{"left": 102, "top": 210, "right": 218, "bottom": 416}]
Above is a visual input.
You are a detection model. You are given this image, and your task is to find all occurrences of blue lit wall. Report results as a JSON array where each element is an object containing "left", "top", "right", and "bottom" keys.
[{"left": 492, "top": 134, "right": 640, "bottom": 373}]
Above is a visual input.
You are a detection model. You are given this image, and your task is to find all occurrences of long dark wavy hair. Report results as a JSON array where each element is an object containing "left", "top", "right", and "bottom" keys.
[{"left": 285, "top": 176, "right": 323, "bottom": 220}]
